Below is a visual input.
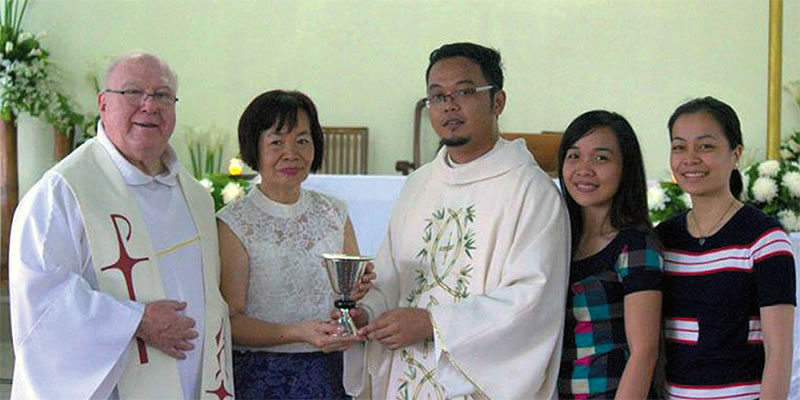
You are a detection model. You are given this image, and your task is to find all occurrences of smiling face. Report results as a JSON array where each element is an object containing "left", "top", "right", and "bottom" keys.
[
  {"left": 670, "top": 111, "right": 741, "bottom": 198},
  {"left": 258, "top": 110, "right": 314, "bottom": 203},
  {"left": 426, "top": 56, "right": 505, "bottom": 163},
  {"left": 562, "top": 127, "right": 623, "bottom": 212},
  {"left": 98, "top": 55, "right": 176, "bottom": 174}
]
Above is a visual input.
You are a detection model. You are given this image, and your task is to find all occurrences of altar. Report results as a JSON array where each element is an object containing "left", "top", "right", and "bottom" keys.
[{"left": 303, "top": 174, "right": 406, "bottom": 256}]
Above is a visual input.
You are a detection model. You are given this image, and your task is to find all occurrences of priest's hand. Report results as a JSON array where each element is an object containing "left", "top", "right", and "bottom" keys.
[
  {"left": 358, "top": 308, "right": 433, "bottom": 350},
  {"left": 350, "top": 263, "right": 376, "bottom": 301},
  {"left": 136, "top": 300, "right": 199, "bottom": 360},
  {"left": 296, "top": 320, "right": 361, "bottom": 352}
]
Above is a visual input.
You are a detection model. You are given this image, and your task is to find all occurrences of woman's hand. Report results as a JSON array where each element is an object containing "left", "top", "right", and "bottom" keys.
[
  {"left": 350, "top": 262, "right": 376, "bottom": 301},
  {"left": 295, "top": 320, "right": 361, "bottom": 352}
]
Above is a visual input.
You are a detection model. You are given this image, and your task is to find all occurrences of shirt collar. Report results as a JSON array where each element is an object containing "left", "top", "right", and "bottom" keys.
[{"left": 96, "top": 122, "right": 180, "bottom": 187}]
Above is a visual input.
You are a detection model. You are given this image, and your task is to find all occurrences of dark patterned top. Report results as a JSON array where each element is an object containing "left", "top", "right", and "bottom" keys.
[
  {"left": 558, "top": 228, "right": 663, "bottom": 399},
  {"left": 656, "top": 205, "right": 796, "bottom": 400}
]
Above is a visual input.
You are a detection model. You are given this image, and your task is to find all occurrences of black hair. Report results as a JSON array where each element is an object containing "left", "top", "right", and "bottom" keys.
[
  {"left": 667, "top": 96, "right": 743, "bottom": 198},
  {"left": 238, "top": 90, "right": 324, "bottom": 172},
  {"left": 557, "top": 110, "right": 652, "bottom": 252},
  {"left": 425, "top": 42, "right": 503, "bottom": 97}
]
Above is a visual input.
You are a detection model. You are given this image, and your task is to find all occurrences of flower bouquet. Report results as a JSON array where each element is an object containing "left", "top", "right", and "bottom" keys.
[
  {"left": 780, "top": 131, "right": 800, "bottom": 164},
  {"left": 199, "top": 158, "right": 252, "bottom": 212},
  {"left": 741, "top": 160, "right": 800, "bottom": 232},
  {"left": 648, "top": 181, "right": 691, "bottom": 225},
  {"left": 0, "top": 0, "right": 51, "bottom": 121},
  {"left": 200, "top": 173, "right": 251, "bottom": 212},
  {"left": 185, "top": 125, "right": 226, "bottom": 179}
]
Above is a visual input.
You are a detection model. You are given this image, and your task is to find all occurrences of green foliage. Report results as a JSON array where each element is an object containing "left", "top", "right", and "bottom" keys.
[
  {"left": 647, "top": 181, "right": 690, "bottom": 225},
  {"left": 185, "top": 125, "right": 226, "bottom": 179}
]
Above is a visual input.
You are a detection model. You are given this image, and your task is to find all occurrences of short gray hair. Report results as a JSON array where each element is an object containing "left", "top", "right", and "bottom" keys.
[{"left": 104, "top": 51, "right": 178, "bottom": 92}]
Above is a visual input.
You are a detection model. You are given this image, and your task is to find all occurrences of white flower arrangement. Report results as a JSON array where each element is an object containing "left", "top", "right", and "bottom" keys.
[
  {"left": 756, "top": 159, "right": 780, "bottom": 178},
  {"left": 0, "top": 0, "right": 52, "bottom": 121},
  {"left": 742, "top": 160, "right": 800, "bottom": 232},
  {"left": 203, "top": 172, "right": 252, "bottom": 211},
  {"left": 782, "top": 81, "right": 800, "bottom": 163},
  {"left": 199, "top": 178, "right": 213, "bottom": 192},
  {"left": 648, "top": 181, "right": 691, "bottom": 225},
  {"left": 780, "top": 131, "right": 800, "bottom": 164},
  {"left": 0, "top": 0, "right": 91, "bottom": 145},
  {"left": 647, "top": 186, "right": 667, "bottom": 211},
  {"left": 221, "top": 182, "right": 245, "bottom": 205},
  {"left": 751, "top": 176, "right": 778, "bottom": 203}
]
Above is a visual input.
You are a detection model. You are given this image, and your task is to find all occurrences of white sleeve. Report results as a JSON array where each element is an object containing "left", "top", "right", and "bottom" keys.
[
  {"left": 433, "top": 337, "right": 474, "bottom": 397},
  {"left": 9, "top": 172, "right": 144, "bottom": 400}
]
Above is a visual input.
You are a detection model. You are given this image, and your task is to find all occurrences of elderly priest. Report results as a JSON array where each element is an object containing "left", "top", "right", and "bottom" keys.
[{"left": 8, "top": 52, "right": 233, "bottom": 399}]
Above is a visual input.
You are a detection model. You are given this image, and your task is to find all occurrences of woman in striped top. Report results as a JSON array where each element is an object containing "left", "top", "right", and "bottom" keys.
[{"left": 657, "top": 97, "right": 796, "bottom": 400}]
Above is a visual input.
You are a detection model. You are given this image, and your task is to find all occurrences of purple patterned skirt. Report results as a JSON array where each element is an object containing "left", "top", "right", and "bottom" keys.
[{"left": 232, "top": 350, "right": 349, "bottom": 399}]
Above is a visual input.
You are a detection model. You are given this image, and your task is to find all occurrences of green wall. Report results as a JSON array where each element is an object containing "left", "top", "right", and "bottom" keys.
[{"left": 17, "top": 0, "right": 800, "bottom": 194}]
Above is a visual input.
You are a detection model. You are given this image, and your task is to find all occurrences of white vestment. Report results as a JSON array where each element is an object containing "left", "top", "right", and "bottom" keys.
[
  {"left": 344, "top": 139, "right": 570, "bottom": 399},
  {"left": 9, "top": 126, "right": 234, "bottom": 399}
]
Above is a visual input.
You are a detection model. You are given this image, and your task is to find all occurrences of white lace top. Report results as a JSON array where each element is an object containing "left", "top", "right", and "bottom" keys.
[{"left": 217, "top": 187, "right": 347, "bottom": 352}]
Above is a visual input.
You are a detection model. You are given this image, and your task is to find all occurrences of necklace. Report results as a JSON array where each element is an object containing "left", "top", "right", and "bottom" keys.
[{"left": 690, "top": 199, "right": 736, "bottom": 246}]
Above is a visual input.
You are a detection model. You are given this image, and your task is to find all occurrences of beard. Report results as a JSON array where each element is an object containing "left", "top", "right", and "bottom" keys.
[{"left": 440, "top": 137, "right": 470, "bottom": 147}]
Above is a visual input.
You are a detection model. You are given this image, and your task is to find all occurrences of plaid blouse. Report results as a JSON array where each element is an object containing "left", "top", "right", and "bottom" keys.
[{"left": 558, "top": 228, "right": 663, "bottom": 399}]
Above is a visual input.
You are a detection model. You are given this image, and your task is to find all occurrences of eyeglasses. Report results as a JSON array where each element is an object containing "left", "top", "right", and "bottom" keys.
[
  {"left": 425, "top": 85, "right": 494, "bottom": 108},
  {"left": 104, "top": 89, "right": 179, "bottom": 106}
]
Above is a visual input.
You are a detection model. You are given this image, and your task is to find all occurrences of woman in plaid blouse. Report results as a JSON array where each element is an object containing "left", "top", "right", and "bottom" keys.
[{"left": 557, "top": 110, "right": 664, "bottom": 399}]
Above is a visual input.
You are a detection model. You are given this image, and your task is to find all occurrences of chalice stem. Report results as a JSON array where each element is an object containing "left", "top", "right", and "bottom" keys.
[{"left": 338, "top": 308, "right": 357, "bottom": 336}]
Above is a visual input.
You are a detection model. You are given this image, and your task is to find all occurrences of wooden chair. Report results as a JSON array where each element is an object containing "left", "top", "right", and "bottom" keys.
[
  {"left": 500, "top": 132, "right": 563, "bottom": 177},
  {"left": 320, "top": 127, "right": 369, "bottom": 175}
]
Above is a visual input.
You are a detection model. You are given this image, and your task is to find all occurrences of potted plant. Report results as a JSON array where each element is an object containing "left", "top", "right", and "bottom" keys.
[{"left": 0, "top": 0, "right": 49, "bottom": 281}]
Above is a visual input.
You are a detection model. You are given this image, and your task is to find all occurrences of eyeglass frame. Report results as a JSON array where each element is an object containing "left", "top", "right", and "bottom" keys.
[
  {"left": 104, "top": 88, "right": 179, "bottom": 106},
  {"left": 424, "top": 85, "right": 495, "bottom": 109}
]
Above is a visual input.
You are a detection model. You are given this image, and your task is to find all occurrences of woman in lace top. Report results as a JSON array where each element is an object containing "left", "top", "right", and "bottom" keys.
[{"left": 217, "top": 90, "right": 374, "bottom": 399}]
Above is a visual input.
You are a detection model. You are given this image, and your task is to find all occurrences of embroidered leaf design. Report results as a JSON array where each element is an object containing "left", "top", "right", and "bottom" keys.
[
  {"left": 463, "top": 230, "right": 476, "bottom": 258},
  {"left": 465, "top": 205, "right": 476, "bottom": 223},
  {"left": 447, "top": 209, "right": 460, "bottom": 220},
  {"left": 398, "top": 382, "right": 409, "bottom": 400}
]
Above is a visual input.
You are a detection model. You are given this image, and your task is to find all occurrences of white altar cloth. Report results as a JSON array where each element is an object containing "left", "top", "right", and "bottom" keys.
[{"left": 302, "top": 174, "right": 406, "bottom": 257}]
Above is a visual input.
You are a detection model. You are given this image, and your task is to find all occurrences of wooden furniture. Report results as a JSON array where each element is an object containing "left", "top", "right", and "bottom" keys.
[
  {"left": 395, "top": 98, "right": 427, "bottom": 175},
  {"left": 500, "top": 132, "right": 563, "bottom": 177},
  {"left": 320, "top": 127, "right": 368, "bottom": 175}
]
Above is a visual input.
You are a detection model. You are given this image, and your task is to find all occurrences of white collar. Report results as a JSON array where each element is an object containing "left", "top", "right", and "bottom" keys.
[{"left": 96, "top": 122, "right": 180, "bottom": 187}]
